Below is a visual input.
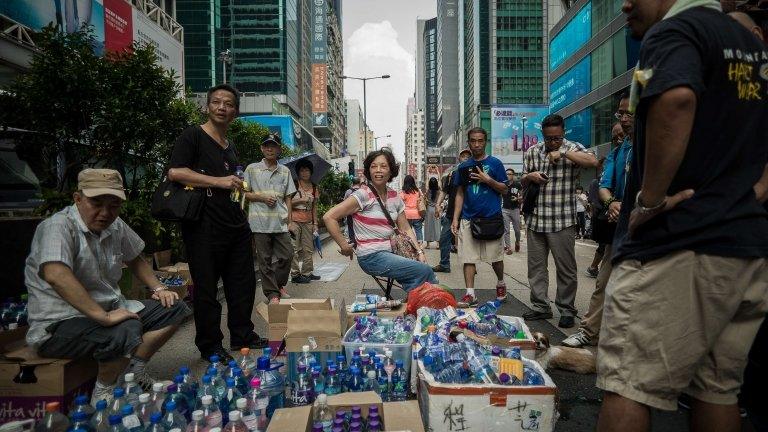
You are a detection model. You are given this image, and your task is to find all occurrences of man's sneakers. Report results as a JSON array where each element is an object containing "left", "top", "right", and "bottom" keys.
[
  {"left": 432, "top": 265, "right": 450, "bottom": 273},
  {"left": 308, "top": 274, "right": 321, "bottom": 280},
  {"left": 585, "top": 267, "right": 599, "bottom": 278},
  {"left": 133, "top": 371, "right": 156, "bottom": 392},
  {"left": 504, "top": 246, "right": 514, "bottom": 255},
  {"left": 495, "top": 281, "right": 507, "bottom": 302},
  {"left": 90, "top": 383, "right": 116, "bottom": 407},
  {"left": 558, "top": 316, "right": 575, "bottom": 328},
  {"left": 291, "top": 275, "right": 311, "bottom": 284},
  {"left": 522, "top": 310, "right": 553, "bottom": 321},
  {"left": 458, "top": 294, "right": 478, "bottom": 308},
  {"left": 231, "top": 333, "right": 269, "bottom": 351},
  {"left": 561, "top": 329, "right": 595, "bottom": 347},
  {"left": 200, "top": 347, "right": 235, "bottom": 363}
]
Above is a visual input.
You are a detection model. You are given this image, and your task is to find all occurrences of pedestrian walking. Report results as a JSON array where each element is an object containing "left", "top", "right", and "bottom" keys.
[
  {"left": 521, "top": 114, "right": 598, "bottom": 328},
  {"left": 168, "top": 84, "right": 267, "bottom": 360},
  {"left": 400, "top": 175, "right": 425, "bottom": 246},
  {"left": 290, "top": 159, "right": 320, "bottom": 284},
  {"left": 574, "top": 186, "right": 588, "bottom": 239},
  {"left": 451, "top": 128, "right": 509, "bottom": 306},
  {"left": 243, "top": 133, "right": 296, "bottom": 303},
  {"left": 423, "top": 177, "right": 441, "bottom": 248},
  {"left": 502, "top": 168, "right": 522, "bottom": 254},
  {"left": 596, "top": 1, "right": 768, "bottom": 429},
  {"left": 432, "top": 149, "right": 472, "bottom": 273}
]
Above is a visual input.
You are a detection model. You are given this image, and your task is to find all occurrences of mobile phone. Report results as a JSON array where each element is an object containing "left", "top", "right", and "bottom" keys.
[{"left": 540, "top": 172, "right": 549, "bottom": 179}]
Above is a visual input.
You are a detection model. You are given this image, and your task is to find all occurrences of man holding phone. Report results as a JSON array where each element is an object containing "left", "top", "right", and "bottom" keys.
[{"left": 521, "top": 114, "right": 597, "bottom": 328}]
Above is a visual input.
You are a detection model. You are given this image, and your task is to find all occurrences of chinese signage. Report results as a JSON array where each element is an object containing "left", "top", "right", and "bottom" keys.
[
  {"left": 311, "top": 0, "right": 328, "bottom": 129},
  {"left": 549, "top": 1, "right": 591, "bottom": 72},
  {"left": 491, "top": 105, "right": 550, "bottom": 170}
]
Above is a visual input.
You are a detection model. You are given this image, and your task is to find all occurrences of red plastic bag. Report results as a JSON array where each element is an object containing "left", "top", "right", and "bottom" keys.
[{"left": 406, "top": 282, "right": 457, "bottom": 315}]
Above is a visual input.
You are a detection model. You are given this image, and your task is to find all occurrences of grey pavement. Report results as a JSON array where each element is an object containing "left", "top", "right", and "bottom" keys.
[{"left": 145, "top": 230, "right": 695, "bottom": 431}]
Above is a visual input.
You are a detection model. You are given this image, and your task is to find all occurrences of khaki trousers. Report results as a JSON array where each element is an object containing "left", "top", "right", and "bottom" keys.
[
  {"left": 580, "top": 243, "right": 613, "bottom": 339},
  {"left": 290, "top": 221, "right": 315, "bottom": 277}
]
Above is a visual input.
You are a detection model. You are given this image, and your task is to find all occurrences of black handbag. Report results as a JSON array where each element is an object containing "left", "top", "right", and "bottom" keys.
[
  {"left": 522, "top": 182, "right": 541, "bottom": 217},
  {"left": 470, "top": 213, "right": 505, "bottom": 240},
  {"left": 151, "top": 129, "right": 208, "bottom": 222}
]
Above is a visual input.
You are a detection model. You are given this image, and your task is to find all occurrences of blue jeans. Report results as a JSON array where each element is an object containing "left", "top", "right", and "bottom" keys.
[
  {"left": 439, "top": 216, "right": 452, "bottom": 269},
  {"left": 357, "top": 250, "right": 438, "bottom": 291},
  {"left": 409, "top": 219, "right": 424, "bottom": 242}
]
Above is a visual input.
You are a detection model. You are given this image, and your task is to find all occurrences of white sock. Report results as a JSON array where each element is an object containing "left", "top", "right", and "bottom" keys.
[
  {"left": 465, "top": 288, "right": 475, "bottom": 297},
  {"left": 127, "top": 356, "right": 147, "bottom": 375},
  {"left": 498, "top": 279, "right": 505, "bottom": 285}
]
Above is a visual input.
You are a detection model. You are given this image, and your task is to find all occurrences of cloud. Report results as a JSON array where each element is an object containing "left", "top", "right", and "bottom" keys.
[{"left": 346, "top": 21, "right": 415, "bottom": 79}]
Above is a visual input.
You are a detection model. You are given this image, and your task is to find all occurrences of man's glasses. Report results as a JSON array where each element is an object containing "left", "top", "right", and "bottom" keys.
[
  {"left": 543, "top": 136, "right": 564, "bottom": 142},
  {"left": 614, "top": 111, "right": 633, "bottom": 120}
]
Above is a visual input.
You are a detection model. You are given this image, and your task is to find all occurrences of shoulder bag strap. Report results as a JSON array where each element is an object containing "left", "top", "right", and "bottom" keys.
[{"left": 369, "top": 183, "right": 398, "bottom": 230}]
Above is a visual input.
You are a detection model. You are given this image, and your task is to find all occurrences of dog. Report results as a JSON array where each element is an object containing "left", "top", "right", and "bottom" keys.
[{"left": 531, "top": 331, "right": 596, "bottom": 374}]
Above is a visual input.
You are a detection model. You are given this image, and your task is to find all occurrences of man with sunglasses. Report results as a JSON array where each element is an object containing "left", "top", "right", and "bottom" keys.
[{"left": 521, "top": 114, "right": 598, "bottom": 328}]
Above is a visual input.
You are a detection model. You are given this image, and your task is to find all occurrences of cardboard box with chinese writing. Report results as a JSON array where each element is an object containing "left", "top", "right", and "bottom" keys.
[
  {"left": 0, "top": 346, "right": 97, "bottom": 423},
  {"left": 267, "top": 391, "right": 424, "bottom": 432}
]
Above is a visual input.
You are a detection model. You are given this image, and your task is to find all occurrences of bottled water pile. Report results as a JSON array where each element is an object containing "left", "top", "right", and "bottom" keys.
[{"left": 345, "top": 315, "right": 415, "bottom": 344}]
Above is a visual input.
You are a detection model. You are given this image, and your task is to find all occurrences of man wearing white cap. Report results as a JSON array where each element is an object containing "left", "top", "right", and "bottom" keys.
[{"left": 24, "top": 168, "right": 191, "bottom": 405}]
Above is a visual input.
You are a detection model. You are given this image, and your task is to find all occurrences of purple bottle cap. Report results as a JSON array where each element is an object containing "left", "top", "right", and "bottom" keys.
[
  {"left": 351, "top": 406, "right": 361, "bottom": 415},
  {"left": 499, "top": 373, "right": 511, "bottom": 384},
  {"left": 491, "top": 346, "right": 501, "bottom": 356}
]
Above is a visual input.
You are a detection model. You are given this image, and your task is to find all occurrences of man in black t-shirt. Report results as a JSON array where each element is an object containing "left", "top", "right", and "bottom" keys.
[
  {"left": 432, "top": 148, "right": 471, "bottom": 273},
  {"left": 596, "top": 2, "right": 768, "bottom": 431},
  {"left": 502, "top": 168, "right": 522, "bottom": 254},
  {"left": 168, "top": 84, "right": 267, "bottom": 361}
]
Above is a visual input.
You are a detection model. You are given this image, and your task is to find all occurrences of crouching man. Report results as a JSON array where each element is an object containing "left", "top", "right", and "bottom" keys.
[{"left": 24, "top": 169, "right": 191, "bottom": 405}]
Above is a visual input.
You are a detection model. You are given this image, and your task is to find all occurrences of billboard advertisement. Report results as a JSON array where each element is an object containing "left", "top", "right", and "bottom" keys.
[
  {"left": 0, "top": 0, "right": 105, "bottom": 54},
  {"left": 491, "top": 105, "right": 550, "bottom": 170},
  {"left": 564, "top": 107, "right": 592, "bottom": 147},
  {"left": 240, "top": 115, "right": 299, "bottom": 149},
  {"left": 311, "top": 0, "right": 328, "bottom": 129},
  {"left": 104, "top": 0, "right": 132, "bottom": 52},
  {"left": 132, "top": 7, "right": 184, "bottom": 85},
  {"left": 549, "top": 1, "right": 591, "bottom": 72},
  {"left": 549, "top": 55, "right": 591, "bottom": 113}
]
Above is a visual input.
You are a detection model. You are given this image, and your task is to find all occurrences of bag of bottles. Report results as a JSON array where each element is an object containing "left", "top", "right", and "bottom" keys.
[{"left": 405, "top": 283, "right": 457, "bottom": 316}]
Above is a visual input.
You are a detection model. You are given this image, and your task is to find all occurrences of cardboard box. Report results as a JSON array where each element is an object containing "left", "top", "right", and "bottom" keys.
[
  {"left": 158, "top": 262, "right": 192, "bottom": 285},
  {"left": 255, "top": 299, "right": 341, "bottom": 352},
  {"left": 0, "top": 346, "right": 97, "bottom": 423},
  {"left": 153, "top": 249, "right": 172, "bottom": 269},
  {"left": 267, "top": 392, "right": 424, "bottom": 432},
  {"left": 345, "top": 302, "right": 408, "bottom": 329},
  {"left": 416, "top": 359, "right": 558, "bottom": 432},
  {"left": 0, "top": 326, "right": 28, "bottom": 354}
]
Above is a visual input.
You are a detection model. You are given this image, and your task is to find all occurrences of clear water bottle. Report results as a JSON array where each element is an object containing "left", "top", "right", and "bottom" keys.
[
  {"left": 310, "top": 368, "right": 325, "bottom": 396},
  {"left": 200, "top": 395, "right": 222, "bottom": 428},
  {"left": 145, "top": 413, "right": 166, "bottom": 432},
  {"left": 161, "top": 400, "right": 187, "bottom": 431},
  {"left": 324, "top": 368, "right": 341, "bottom": 396},
  {"left": 254, "top": 356, "right": 285, "bottom": 418},
  {"left": 207, "top": 368, "right": 227, "bottom": 400},
  {"left": 179, "top": 367, "right": 198, "bottom": 398},
  {"left": 290, "top": 364, "right": 314, "bottom": 406},
  {"left": 237, "top": 348, "right": 256, "bottom": 377},
  {"left": 209, "top": 355, "right": 227, "bottom": 377},
  {"left": 185, "top": 411, "right": 205, "bottom": 432},
  {"left": 106, "top": 415, "right": 126, "bottom": 432},
  {"left": 109, "top": 388, "right": 128, "bottom": 417},
  {"left": 235, "top": 398, "right": 259, "bottom": 432},
  {"left": 453, "top": 333, "right": 500, "bottom": 384},
  {"left": 297, "top": 345, "right": 316, "bottom": 369},
  {"left": 349, "top": 354, "right": 362, "bottom": 372},
  {"left": 69, "top": 395, "right": 95, "bottom": 421},
  {"left": 323, "top": 360, "right": 336, "bottom": 377},
  {"left": 197, "top": 375, "right": 218, "bottom": 406},
  {"left": 231, "top": 166, "right": 245, "bottom": 202},
  {"left": 374, "top": 363, "right": 389, "bottom": 402},
  {"left": 389, "top": 360, "right": 407, "bottom": 401},
  {"left": 150, "top": 383, "right": 167, "bottom": 413},
  {"left": 123, "top": 373, "right": 143, "bottom": 408},
  {"left": 91, "top": 400, "right": 110, "bottom": 432},
  {"left": 364, "top": 370, "right": 379, "bottom": 394},
  {"left": 219, "top": 378, "right": 243, "bottom": 419},
  {"left": 245, "top": 377, "right": 269, "bottom": 430},
  {"left": 222, "top": 411, "right": 247, "bottom": 432},
  {"left": 69, "top": 411, "right": 94, "bottom": 432},
  {"left": 225, "top": 361, "right": 238, "bottom": 380},
  {"left": 346, "top": 367, "right": 364, "bottom": 392},
  {"left": 432, "top": 361, "right": 467, "bottom": 384},
  {"left": 135, "top": 393, "right": 153, "bottom": 424},
  {"left": 312, "top": 394, "right": 333, "bottom": 432},
  {"left": 360, "top": 357, "right": 373, "bottom": 376},
  {"left": 231, "top": 368, "right": 249, "bottom": 395},
  {"left": 476, "top": 300, "right": 501, "bottom": 317},
  {"left": 468, "top": 321, "right": 496, "bottom": 337},
  {"left": 119, "top": 405, "right": 142, "bottom": 432},
  {"left": 523, "top": 365, "right": 545, "bottom": 386},
  {"left": 165, "top": 383, "right": 191, "bottom": 420},
  {"left": 334, "top": 355, "right": 348, "bottom": 390}
]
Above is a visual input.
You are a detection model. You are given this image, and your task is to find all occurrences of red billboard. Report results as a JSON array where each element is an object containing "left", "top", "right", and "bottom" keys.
[{"left": 104, "top": 0, "right": 133, "bottom": 53}]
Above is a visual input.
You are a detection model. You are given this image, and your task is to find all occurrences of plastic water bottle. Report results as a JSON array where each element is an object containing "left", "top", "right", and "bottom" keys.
[
  {"left": 219, "top": 378, "right": 243, "bottom": 419},
  {"left": 311, "top": 368, "right": 325, "bottom": 395},
  {"left": 432, "top": 361, "right": 468, "bottom": 384},
  {"left": 145, "top": 413, "right": 166, "bottom": 432},
  {"left": 245, "top": 377, "right": 269, "bottom": 430},
  {"left": 165, "top": 383, "right": 190, "bottom": 420},
  {"left": 210, "top": 355, "right": 227, "bottom": 377},
  {"left": 109, "top": 388, "right": 129, "bottom": 416},
  {"left": 123, "top": 373, "right": 143, "bottom": 408},
  {"left": 235, "top": 398, "right": 259, "bottom": 432},
  {"left": 335, "top": 355, "right": 348, "bottom": 390},
  {"left": 185, "top": 411, "right": 205, "bottom": 432},
  {"left": 91, "top": 400, "right": 110, "bottom": 432},
  {"left": 69, "top": 395, "right": 95, "bottom": 421},
  {"left": 324, "top": 368, "right": 341, "bottom": 396},
  {"left": 150, "top": 383, "right": 167, "bottom": 413},
  {"left": 468, "top": 321, "right": 496, "bottom": 337},
  {"left": 120, "top": 405, "right": 142, "bottom": 432},
  {"left": 368, "top": 420, "right": 382, "bottom": 432},
  {"left": 231, "top": 368, "right": 249, "bottom": 395},
  {"left": 297, "top": 345, "right": 316, "bottom": 369},
  {"left": 254, "top": 356, "right": 284, "bottom": 418},
  {"left": 360, "top": 357, "right": 373, "bottom": 376},
  {"left": 207, "top": 368, "right": 227, "bottom": 400},
  {"left": 69, "top": 412, "right": 94, "bottom": 432},
  {"left": 106, "top": 415, "right": 126, "bottom": 432},
  {"left": 222, "top": 411, "right": 247, "bottom": 432},
  {"left": 197, "top": 375, "right": 219, "bottom": 405},
  {"left": 200, "top": 395, "right": 222, "bottom": 428},
  {"left": 364, "top": 370, "right": 378, "bottom": 393},
  {"left": 179, "top": 367, "right": 199, "bottom": 397},
  {"left": 523, "top": 365, "right": 545, "bottom": 386},
  {"left": 225, "top": 361, "right": 238, "bottom": 380},
  {"left": 389, "top": 360, "right": 407, "bottom": 401},
  {"left": 349, "top": 354, "right": 362, "bottom": 373},
  {"left": 453, "top": 333, "right": 500, "bottom": 384},
  {"left": 476, "top": 300, "right": 501, "bottom": 317},
  {"left": 312, "top": 394, "right": 333, "bottom": 432},
  {"left": 290, "top": 364, "right": 314, "bottom": 406},
  {"left": 346, "top": 367, "right": 363, "bottom": 392},
  {"left": 374, "top": 363, "right": 389, "bottom": 402},
  {"left": 237, "top": 348, "right": 256, "bottom": 377},
  {"left": 323, "top": 360, "right": 336, "bottom": 377},
  {"left": 161, "top": 401, "right": 187, "bottom": 431},
  {"left": 135, "top": 393, "right": 154, "bottom": 424}
]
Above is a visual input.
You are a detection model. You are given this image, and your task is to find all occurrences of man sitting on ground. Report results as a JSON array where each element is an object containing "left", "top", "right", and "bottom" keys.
[{"left": 25, "top": 169, "right": 191, "bottom": 405}]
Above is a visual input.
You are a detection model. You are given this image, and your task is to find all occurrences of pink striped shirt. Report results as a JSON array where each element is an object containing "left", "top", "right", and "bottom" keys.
[{"left": 351, "top": 185, "right": 405, "bottom": 257}]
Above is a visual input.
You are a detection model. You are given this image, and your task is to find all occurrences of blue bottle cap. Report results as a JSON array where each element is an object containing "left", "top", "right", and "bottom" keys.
[
  {"left": 96, "top": 399, "right": 108, "bottom": 410},
  {"left": 150, "top": 412, "right": 162, "bottom": 423},
  {"left": 395, "top": 359, "right": 403, "bottom": 367},
  {"left": 174, "top": 375, "right": 184, "bottom": 384},
  {"left": 492, "top": 300, "right": 501, "bottom": 308},
  {"left": 350, "top": 366, "right": 360, "bottom": 374},
  {"left": 166, "top": 400, "right": 176, "bottom": 411},
  {"left": 336, "top": 354, "right": 345, "bottom": 362},
  {"left": 423, "top": 355, "right": 433, "bottom": 366},
  {"left": 180, "top": 366, "right": 190, "bottom": 375},
  {"left": 202, "top": 375, "right": 212, "bottom": 384},
  {"left": 257, "top": 356, "right": 270, "bottom": 371},
  {"left": 225, "top": 377, "right": 236, "bottom": 387},
  {"left": 210, "top": 355, "right": 220, "bottom": 363},
  {"left": 113, "top": 388, "right": 125, "bottom": 398},
  {"left": 297, "top": 364, "right": 307, "bottom": 373},
  {"left": 233, "top": 368, "right": 242, "bottom": 376},
  {"left": 74, "top": 395, "right": 89, "bottom": 405},
  {"left": 207, "top": 366, "right": 218, "bottom": 375},
  {"left": 228, "top": 360, "right": 237, "bottom": 368},
  {"left": 108, "top": 415, "right": 122, "bottom": 426},
  {"left": 73, "top": 412, "right": 87, "bottom": 422},
  {"left": 121, "top": 405, "right": 134, "bottom": 415}
]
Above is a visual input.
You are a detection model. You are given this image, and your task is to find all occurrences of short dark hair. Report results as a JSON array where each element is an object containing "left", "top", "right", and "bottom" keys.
[
  {"left": 207, "top": 84, "right": 241, "bottom": 109},
  {"left": 618, "top": 91, "right": 630, "bottom": 101},
  {"left": 541, "top": 114, "right": 565, "bottom": 129},
  {"left": 295, "top": 159, "right": 313, "bottom": 175},
  {"left": 576, "top": 185, "right": 583, "bottom": 190},
  {"left": 363, "top": 148, "right": 399, "bottom": 183},
  {"left": 467, "top": 127, "right": 488, "bottom": 141},
  {"left": 506, "top": 168, "right": 515, "bottom": 174}
]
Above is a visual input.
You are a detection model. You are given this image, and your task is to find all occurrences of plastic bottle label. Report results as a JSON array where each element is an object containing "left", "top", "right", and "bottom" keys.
[
  {"left": 241, "top": 414, "right": 259, "bottom": 431},
  {"left": 122, "top": 415, "right": 141, "bottom": 430},
  {"left": 206, "top": 412, "right": 222, "bottom": 427}
]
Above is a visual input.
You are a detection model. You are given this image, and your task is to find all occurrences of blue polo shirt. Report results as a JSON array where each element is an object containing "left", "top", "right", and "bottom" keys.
[
  {"left": 453, "top": 155, "right": 507, "bottom": 219},
  {"left": 600, "top": 138, "right": 632, "bottom": 200}
]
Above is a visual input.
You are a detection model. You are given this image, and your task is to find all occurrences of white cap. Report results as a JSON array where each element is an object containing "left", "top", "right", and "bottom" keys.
[
  {"left": 124, "top": 373, "right": 135, "bottom": 382},
  {"left": 138, "top": 393, "right": 150, "bottom": 403},
  {"left": 7, "top": 323, "right": 17, "bottom": 330},
  {"left": 152, "top": 382, "right": 164, "bottom": 392},
  {"left": 169, "top": 429, "right": 181, "bottom": 432},
  {"left": 228, "top": 411, "right": 240, "bottom": 422},
  {"left": 191, "top": 411, "right": 204, "bottom": 421},
  {"left": 367, "top": 370, "right": 377, "bottom": 379},
  {"left": 236, "top": 398, "right": 247, "bottom": 409},
  {"left": 202, "top": 395, "right": 213, "bottom": 405},
  {"left": 316, "top": 394, "right": 327, "bottom": 404},
  {"left": 302, "top": 345, "right": 310, "bottom": 353},
  {"left": 209, "top": 429, "right": 221, "bottom": 432}
]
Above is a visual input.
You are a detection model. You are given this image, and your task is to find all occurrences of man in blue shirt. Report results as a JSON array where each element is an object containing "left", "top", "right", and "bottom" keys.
[{"left": 451, "top": 127, "right": 509, "bottom": 306}]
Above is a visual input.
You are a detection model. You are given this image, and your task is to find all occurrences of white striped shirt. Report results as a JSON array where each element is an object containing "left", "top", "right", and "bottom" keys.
[{"left": 351, "top": 185, "right": 405, "bottom": 257}]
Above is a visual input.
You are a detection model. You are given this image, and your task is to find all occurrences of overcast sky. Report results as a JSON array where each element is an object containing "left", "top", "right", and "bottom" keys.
[{"left": 342, "top": 0, "right": 436, "bottom": 161}]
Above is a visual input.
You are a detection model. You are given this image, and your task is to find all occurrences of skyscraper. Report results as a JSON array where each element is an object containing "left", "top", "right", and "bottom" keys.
[
  {"left": 436, "top": 0, "right": 460, "bottom": 150},
  {"left": 176, "top": 0, "right": 221, "bottom": 92},
  {"left": 422, "top": 18, "right": 438, "bottom": 149}
]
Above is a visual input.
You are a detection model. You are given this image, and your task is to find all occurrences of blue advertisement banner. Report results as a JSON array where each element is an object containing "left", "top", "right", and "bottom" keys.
[
  {"left": 240, "top": 115, "right": 298, "bottom": 149},
  {"left": 549, "top": 1, "right": 591, "bottom": 72},
  {"left": 564, "top": 107, "right": 592, "bottom": 147},
  {"left": 549, "top": 55, "right": 591, "bottom": 113},
  {"left": 491, "top": 105, "right": 550, "bottom": 170}
]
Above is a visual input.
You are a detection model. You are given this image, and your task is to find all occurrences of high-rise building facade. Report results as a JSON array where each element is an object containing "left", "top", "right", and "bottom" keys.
[
  {"left": 423, "top": 18, "right": 438, "bottom": 149},
  {"left": 176, "top": 0, "right": 219, "bottom": 92},
  {"left": 405, "top": 106, "right": 426, "bottom": 185},
  {"left": 345, "top": 99, "right": 368, "bottom": 171},
  {"left": 436, "top": 0, "right": 460, "bottom": 150},
  {"left": 323, "top": 1, "right": 347, "bottom": 157},
  {"left": 415, "top": 19, "right": 427, "bottom": 111},
  {"left": 548, "top": 0, "right": 640, "bottom": 151}
]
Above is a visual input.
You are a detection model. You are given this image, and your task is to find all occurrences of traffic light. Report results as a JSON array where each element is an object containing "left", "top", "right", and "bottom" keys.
[{"left": 348, "top": 160, "right": 355, "bottom": 177}]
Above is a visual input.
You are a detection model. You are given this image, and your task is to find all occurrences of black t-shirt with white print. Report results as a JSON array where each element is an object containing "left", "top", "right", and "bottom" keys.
[{"left": 613, "top": 7, "right": 768, "bottom": 263}]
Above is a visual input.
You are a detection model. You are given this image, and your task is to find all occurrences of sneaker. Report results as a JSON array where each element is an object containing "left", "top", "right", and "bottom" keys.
[
  {"left": 291, "top": 275, "right": 311, "bottom": 284},
  {"left": 457, "top": 294, "right": 478, "bottom": 308},
  {"left": 280, "top": 287, "right": 291, "bottom": 298},
  {"left": 585, "top": 267, "right": 599, "bottom": 278},
  {"left": 200, "top": 347, "right": 235, "bottom": 363},
  {"left": 504, "top": 247, "right": 513, "bottom": 255},
  {"left": 558, "top": 316, "right": 575, "bottom": 328},
  {"left": 308, "top": 274, "right": 321, "bottom": 280},
  {"left": 90, "top": 382, "right": 116, "bottom": 407},
  {"left": 522, "top": 310, "right": 553, "bottom": 321},
  {"left": 515, "top": 241, "right": 520, "bottom": 252},
  {"left": 496, "top": 282, "right": 507, "bottom": 302},
  {"left": 133, "top": 371, "right": 156, "bottom": 393},
  {"left": 561, "top": 329, "right": 594, "bottom": 348},
  {"left": 432, "top": 265, "right": 450, "bottom": 273},
  {"left": 231, "top": 333, "right": 268, "bottom": 351}
]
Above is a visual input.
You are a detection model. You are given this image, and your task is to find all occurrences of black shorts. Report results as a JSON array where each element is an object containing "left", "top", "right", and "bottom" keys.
[{"left": 38, "top": 299, "right": 191, "bottom": 361}]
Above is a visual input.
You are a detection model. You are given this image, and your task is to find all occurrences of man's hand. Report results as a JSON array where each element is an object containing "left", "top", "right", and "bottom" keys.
[
  {"left": 608, "top": 201, "right": 621, "bottom": 222},
  {"left": 218, "top": 175, "right": 243, "bottom": 190},
  {"left": 152, "top": 289, "right": 179, "bottom": 307},
  {"left": 434, "top": 204, "right": 442, "bottom": 219},
  {"left": 288, "top": 221, "right": 298, "bottom": 234},
  {"left": 469, "top": 167, "right": 492, "bottom": 184},
  {"left": 262, "top": 194, "right": 277, "bottom": 208},
  {"left": 527, "top": 172, "right": 549, "bottom": 185},
  {"left": 417, "top": 251, "right": 426, "bottom": 263},
  {"left": 97, "top": 308, "right": 139, "bottom": 327},
  {"left": 547, "top": 151, "right": 562, "bottom": 164},
  {"left": 451, "top": 220, "right": 459, "bottom": 235},
  {"left": 628, "top": 189, "right": 694, "bottom": 237},
  {"left": 339, "top": 242, "right": 355, "bottom": 260}
]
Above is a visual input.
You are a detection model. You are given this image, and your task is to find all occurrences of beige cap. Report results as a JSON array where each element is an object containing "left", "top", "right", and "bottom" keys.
[
  {"left": 77, "top": 168, "right": 126, "bottom": 200},
  {"left": 458, "top": 148, "right": 472, "bottom": 157}
]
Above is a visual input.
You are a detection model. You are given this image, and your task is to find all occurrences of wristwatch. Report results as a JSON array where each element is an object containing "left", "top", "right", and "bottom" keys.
[
  {"left": 151, "top": 285, "right": 167, "bottom": 293},
  {"left": 635, "top": 191, "right": 666, "bottom": 214},
  {"left": 559, "top": 146, "right": 568, "bottom": 157}
]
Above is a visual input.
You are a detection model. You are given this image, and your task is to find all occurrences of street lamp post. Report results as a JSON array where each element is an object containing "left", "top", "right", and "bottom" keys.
[
  {"left": 374, "top": 134, "right": 391, "bottom": 150},
  {"left": 520, "top": 115, "right": 527, "bottom": 151},
  {"left": 219, "top": 49, "right": 232, "bottom": 84},
  {"left": 341, "top": 74, "right": 390, "bottom": 155}
]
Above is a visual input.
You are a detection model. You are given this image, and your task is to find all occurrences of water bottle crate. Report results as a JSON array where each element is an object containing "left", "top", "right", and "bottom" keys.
[{"left": 341, "top": 325, "right": 413, "bottom": 380}]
